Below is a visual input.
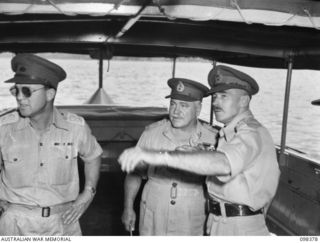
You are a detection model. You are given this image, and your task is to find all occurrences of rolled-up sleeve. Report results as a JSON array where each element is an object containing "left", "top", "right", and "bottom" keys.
[
  {"left": 217, "top": 129, "right": 260, "bottom": 182},
  {"left": 78, "top": 122, "right": 103, "bottom": 162}
]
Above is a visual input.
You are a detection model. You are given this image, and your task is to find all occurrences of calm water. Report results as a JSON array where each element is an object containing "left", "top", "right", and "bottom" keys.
[{"left": 0, "top": 54, "right": 320, "bottom": 161}]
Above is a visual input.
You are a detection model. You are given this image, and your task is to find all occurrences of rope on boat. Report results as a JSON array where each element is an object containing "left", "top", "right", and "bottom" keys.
[
  {"left": 45, "top": 0, "right": 76, "bottom": 16},
  {"left": 231, "top": 0, "right": 252, "bottom": 24},
  {"left": 304, "top": 9, "right": 320, "bottom": 30}
]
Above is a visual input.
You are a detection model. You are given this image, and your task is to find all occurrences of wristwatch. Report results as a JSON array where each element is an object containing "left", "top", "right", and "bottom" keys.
[{"left": 84, "top": 185, "right": 96, "bottom": 197}]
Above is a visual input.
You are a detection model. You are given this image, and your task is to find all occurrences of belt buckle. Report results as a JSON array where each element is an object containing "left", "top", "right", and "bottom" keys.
[
  {"left": 213, "top": 203, "right": 221, "bottom": 216},
  {"left": 238, "top": 204, "right": 245, "bottom": 216},
  {"left": 207, "top": 199, "right": 221, "bottom": 216},
  {"left": 42, "top": 207, "right": 50, "bottom": 217}
]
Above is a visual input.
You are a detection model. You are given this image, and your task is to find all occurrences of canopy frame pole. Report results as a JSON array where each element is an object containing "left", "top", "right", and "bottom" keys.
[
  {"left": 172, "top": 57, "right": 176, "bottom": 78},
  {"left": 85, "top": 48, "right": 113, "bottom": 104},
  {"left": 99, "top": 50, "right": 103, "bottom": 89},
  {"left": 210, "top": 60, "right": 217, "bottom": 125},
  {"left": 279, "top": 55, "right": 294, "bottom": 166}
]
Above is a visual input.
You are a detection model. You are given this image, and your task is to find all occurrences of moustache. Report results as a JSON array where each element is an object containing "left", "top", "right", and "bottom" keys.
[{"left": 213, "top": 107, "right": 223, "bottom": 112}]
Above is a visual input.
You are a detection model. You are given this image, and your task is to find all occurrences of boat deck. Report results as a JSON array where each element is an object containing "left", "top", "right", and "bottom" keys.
[
  {"left": 80, "top": 171, "right": 128, "bottom": 236},
  {"left": 80, "top": 171, "right": 146, "bottom": 236}
]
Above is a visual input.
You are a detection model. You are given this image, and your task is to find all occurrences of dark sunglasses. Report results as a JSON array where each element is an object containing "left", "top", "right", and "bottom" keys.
[{"left": 9, "top": 86, "right": 45, "bottom": 98}]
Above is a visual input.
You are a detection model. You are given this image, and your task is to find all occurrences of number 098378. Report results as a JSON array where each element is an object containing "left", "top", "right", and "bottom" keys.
[{"left": 300, "top": 237, "right": 318, "bottom": 242}]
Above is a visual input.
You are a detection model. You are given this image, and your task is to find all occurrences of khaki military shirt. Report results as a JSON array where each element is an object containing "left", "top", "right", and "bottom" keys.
[
  {"left": 0, "top": 108, "right": 102, "bottom": 207},
  {"left": 138, "top": 119, "right": 218, "bottom": 184},
  {"left": 136, "top": 119, "right": 218, "bottom": 235},
  {"left": 207, "top": 110, "right": 280, "bottom": 211}
]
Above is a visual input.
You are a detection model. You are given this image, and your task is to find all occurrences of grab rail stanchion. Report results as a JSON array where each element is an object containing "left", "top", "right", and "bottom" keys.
[{"left": 279, "top": 55, "right": 294, "bottom": 166}]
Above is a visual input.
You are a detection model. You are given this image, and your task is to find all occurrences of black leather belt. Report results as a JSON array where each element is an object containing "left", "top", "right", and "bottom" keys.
[
  {"left": 8, "top": 202, "right": 73, "bottom": 218},
  {"left": 207, "top": 199, "right": 263, "bottom": 217}
]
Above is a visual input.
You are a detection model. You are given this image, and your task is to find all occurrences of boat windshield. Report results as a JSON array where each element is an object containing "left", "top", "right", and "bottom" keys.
[{"left": 0, "top": 52, "right": 319, "bottom": 162}]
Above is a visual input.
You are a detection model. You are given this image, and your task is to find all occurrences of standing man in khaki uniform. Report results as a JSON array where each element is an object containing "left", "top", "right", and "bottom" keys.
[
  {"left": 121, "top": 78, "right": 218, "bottom": 235},
  {"left": 0, "top": 54, "right": 102, "bottom": 235},
  {"left": 119, "top": 65, "right": 280, "bottom": 236}
]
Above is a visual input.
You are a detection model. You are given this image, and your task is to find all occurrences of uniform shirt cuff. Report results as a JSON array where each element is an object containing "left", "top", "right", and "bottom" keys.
[{"left": 80, "top": 146, "right": 103, "bottom": 162}]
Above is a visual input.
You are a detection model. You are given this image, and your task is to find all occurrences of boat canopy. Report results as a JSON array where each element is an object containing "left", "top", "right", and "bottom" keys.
[
  {"left": 1, "top": 0, "right": 320, "bottom": 69},
  {"left": 1, "top": 0, "right": 320, "bottom": 29}
]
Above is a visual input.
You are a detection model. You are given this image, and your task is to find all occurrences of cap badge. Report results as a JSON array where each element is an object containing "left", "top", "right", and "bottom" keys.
[
  {"left": 19, "top": 66, "right": 26, "bottom": 72},
  {"left": 215, "top": 71, "right": 222, "bottom": 83},
  {"left": 176, "top": 81, "right": 185, "bottom": 93}
]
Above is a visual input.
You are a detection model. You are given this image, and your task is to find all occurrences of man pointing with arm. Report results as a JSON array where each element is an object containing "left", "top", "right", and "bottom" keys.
[{"left": 119, "top": 65, "right": 280, "bottom": 236}]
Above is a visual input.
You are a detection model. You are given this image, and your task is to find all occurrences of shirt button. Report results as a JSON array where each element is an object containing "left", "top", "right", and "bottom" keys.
[
  {"left": 172, "top": 182, "right": 177, "bottom": 187},
  {"left": 170, "top": 200, "right": 176, "bottom": 205},
  {"left": 40, "top": 163, "right": 44, "bottom": 167},
  {"left": 39, "top": 142, "right": 43, "bottom": 146},
  {"left": 65, "top": 155, "right": 69, "bottom": 159}
]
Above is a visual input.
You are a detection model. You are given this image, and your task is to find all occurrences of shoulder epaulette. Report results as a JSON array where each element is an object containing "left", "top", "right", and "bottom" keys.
[
  {"left": 65, "top": 112, "right": 85, "bottom": 126},
  {"left": 145, "top": 118, "right": 168, "bottom": 131},
  {"left": 236, "top": 117, "right": 261, "bottom": 132},
  {"left": 200, "top": 121, "right": 220, "bottom": 134},
  {"left": 0, "top": 110, "right": 19, "bottom": 126}
]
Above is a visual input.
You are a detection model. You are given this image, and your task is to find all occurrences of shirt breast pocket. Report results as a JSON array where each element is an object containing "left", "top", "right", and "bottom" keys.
[
  {"left": 50, "top": 145, "right": 78, "bottom": 185},
  {"left": 2, "top": 148, "right": 33, "bottom": 188},
  {"left": 3, "top": 152, "right": 21, "bottom": 164}
]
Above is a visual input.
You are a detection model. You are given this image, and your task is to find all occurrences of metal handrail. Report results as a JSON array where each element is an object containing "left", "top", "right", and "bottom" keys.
[
  {"left": 209, "top": 60, "right": 217, "bottom": 125},
  {"left": 279, "top": 55, "right": 294, "bottom": 166}
]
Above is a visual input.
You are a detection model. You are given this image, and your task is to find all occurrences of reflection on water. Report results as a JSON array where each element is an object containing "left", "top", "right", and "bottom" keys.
[{"left": 0, "top": 54, "right": 320, "bottom": 161}]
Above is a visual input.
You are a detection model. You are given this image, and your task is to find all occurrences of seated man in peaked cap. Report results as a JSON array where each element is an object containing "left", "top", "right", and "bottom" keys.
[
  {"left": 0, "top": 53, "right": 102, "bottom": 236},
  {"left": 121, "top": 78, "right": 218, "bottom": 235},
  {"left": 118, "top": 65, "right": 280, "bottom": 236}
]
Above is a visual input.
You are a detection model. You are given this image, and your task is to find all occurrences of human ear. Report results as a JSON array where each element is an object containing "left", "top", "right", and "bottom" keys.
[
  {"left": 240, "top": 95, "right": 250, "bottom": 107},
  {"left": 46, "top": 88, "right": 56, "bottom": 102},
  {"left": 196, "top": 101, "right": 202, "bottom": 117}
]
